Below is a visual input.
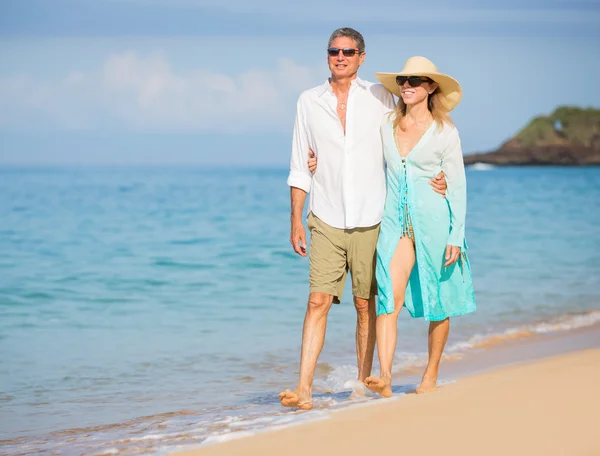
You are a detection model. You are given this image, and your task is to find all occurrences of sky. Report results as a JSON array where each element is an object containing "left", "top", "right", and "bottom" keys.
[{"left": 0, "top": 0, "right": 599, "bottom": 166}]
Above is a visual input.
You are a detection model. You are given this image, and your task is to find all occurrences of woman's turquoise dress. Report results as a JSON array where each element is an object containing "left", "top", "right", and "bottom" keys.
[{"left": 376, "top": 115, "right": 476, "bottom": 320}]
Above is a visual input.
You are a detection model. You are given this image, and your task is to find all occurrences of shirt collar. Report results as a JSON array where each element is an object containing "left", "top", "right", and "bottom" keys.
[{"left": 318, "top": 76, "right": 367, "bottom": 97}]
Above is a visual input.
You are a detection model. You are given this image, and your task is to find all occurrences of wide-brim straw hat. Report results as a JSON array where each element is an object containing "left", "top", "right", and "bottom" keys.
[{"left": 375, "top": 56, "right": 462, "bottom": 111}]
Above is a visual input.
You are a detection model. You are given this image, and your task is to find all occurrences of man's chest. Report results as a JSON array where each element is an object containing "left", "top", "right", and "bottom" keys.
[{"left": 305, "top": 95, "right": 383, "bottom": 148}]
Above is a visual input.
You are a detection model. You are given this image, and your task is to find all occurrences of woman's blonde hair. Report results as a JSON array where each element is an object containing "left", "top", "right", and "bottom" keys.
[{"left": 392, "top": 82, "right": 454, "bottom": 131}]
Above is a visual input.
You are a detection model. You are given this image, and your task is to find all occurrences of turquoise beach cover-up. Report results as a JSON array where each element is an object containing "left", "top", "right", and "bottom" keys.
[{"left": 376, "top": 115, "right": 476, "bottom": 320}]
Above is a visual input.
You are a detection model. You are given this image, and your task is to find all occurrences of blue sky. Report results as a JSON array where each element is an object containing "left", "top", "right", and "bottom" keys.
[{"left": 1, "top": 0, "right": 599, "bottom": 166}]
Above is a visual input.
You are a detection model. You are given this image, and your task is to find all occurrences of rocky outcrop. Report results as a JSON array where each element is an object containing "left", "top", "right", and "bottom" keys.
[{"left": 464, "top": 107, "right": 600, "bottom": 166}]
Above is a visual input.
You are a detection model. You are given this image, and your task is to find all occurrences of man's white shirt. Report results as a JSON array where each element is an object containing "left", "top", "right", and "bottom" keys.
[{"left": 287, "top": 77, "right": 396, "bottom": 230}]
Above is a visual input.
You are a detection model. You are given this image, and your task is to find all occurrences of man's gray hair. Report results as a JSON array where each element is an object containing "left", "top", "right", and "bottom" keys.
[{"left": 328, "top": 27, "right": 365, "bottom": 53}]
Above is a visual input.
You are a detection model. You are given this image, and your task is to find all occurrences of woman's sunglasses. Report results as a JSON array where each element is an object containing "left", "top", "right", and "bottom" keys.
[
  {"left": 327, "top": 48, "right": 361, "bottom": 57},
  {"left": 396, "top": 76, "right": 434, "bottom": 87}
]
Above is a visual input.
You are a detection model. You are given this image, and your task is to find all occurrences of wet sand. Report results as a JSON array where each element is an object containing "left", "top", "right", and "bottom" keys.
[{"left": 171, "top": 347, "right": 600, "bottom": 456}]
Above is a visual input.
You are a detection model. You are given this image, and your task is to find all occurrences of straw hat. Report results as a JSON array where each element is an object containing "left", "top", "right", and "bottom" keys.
[{"left": 375, "top": 56, "right": 462, "bottom": 111}]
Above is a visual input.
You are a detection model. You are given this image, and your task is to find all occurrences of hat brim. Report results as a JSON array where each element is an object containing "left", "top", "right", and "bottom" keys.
[{"left": 374, "top": 71, "right": 462, "bottom": 111}]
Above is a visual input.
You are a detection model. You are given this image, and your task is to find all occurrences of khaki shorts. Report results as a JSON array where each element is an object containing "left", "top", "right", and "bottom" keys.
[{"left": 307, "top": 212, "right": 380, "bottom": 304}]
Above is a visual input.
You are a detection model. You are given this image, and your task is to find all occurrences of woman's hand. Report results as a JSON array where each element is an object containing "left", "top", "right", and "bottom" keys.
[
  {"left": 444, "top": 245, "right": 460, "bottom": 267},
  {"left": 308, "top": 150, "right": 317, "bottom": 174}
]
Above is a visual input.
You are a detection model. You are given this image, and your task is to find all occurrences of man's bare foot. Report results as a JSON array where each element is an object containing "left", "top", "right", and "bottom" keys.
[
  {"left": 364, "top": 375, "right": 393, "bottom": 398},
  {"left": 278, "top": 388, "right": 313, "bottom": 410},
  {"left": 416, "top": 374, "right": 438, "bottom": 394}
]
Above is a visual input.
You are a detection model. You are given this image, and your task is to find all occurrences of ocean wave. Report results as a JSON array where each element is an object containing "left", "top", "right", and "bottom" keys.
[
  {"left": 315, "top": 310, "right": 600, "bottom": 392},
  {"left": 468, "top": 162, "right": 497, "bottom": 171},
  {"left": 449, "top": 310, "right": 600, "bottom": 352}
]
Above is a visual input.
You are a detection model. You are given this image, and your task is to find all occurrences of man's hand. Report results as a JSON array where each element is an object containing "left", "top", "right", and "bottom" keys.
[
  {"left": 429, "top": 171, "right": 447, "bottom": 198},
  {"left": 308, "top": 150, "right": 317, "bottom": 174},
  {"left": 290, "top": 220, "right": 307, "bottom": 257},
  {"left": 444, "top": 245, "right": 460, "bottom": 267}
]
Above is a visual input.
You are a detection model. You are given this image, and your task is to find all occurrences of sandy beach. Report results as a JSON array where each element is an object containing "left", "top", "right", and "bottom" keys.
[{"left": 172, "top": 348, "right": 600, "bottom": 456}]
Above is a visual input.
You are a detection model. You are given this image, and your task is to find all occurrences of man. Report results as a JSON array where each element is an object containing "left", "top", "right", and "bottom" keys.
[{"left": 279, "top": 27, "right": 446, "bottom": 409}]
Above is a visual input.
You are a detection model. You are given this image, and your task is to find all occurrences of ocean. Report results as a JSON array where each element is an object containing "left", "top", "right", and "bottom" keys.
[{"left": 1, "top": 165, "right": 599, "bottom": 455}]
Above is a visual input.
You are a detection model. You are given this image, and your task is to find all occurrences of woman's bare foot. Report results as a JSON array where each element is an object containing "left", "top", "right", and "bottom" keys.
[
  {"left": 416, "top": 373, "right": 438, "bottom": 394},
  {"left": 364, "top": 375, "right": 393, "bottom": 397},
  {"left": 278, "top": 388, "right": 313, "bottom": 410}
]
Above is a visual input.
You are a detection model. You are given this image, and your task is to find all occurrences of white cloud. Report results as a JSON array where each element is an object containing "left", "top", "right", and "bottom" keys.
[{"left": 0, "top": 52, "right": 320, "bottom": 131}]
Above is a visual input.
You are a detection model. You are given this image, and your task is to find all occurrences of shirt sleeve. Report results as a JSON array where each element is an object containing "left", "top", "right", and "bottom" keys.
[
  {"left": 286, "top": 96, "right": 312, "bottom": 193},
  {"left": 382, "top": 89, "right": 396, "bottom": 111},
  {"left": 442, "top": 126, "right": 467, "bottom": 247},
  {"left": 372, "top": 84, "right": 396, "bottom": 113}
]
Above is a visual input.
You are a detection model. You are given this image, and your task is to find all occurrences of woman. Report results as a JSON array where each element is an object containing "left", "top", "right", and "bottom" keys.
[{"left": 309, "top": 56, "right": 475, "bottom": 396}]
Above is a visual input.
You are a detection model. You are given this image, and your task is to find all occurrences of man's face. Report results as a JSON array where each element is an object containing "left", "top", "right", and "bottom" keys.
[{"left": 327, "top": 36, "right": 365, "bottom": 79}]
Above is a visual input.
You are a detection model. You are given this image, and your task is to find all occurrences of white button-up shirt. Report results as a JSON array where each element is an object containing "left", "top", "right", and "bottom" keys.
[{"left": 287, "top": 77, "right": 396, "bottom": 229}]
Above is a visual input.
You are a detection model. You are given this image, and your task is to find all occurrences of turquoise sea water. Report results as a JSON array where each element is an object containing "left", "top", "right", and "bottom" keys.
[{"left": 1, "top": 166, "right": 599, "bottom": 454}]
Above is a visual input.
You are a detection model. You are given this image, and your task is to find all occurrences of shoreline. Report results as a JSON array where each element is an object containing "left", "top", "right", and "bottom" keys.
[
  {"left": 406, "top": 314, "right": 600, "bottom": 380},
  {"left": 171, "top": 344, "right": 600, "bottom": 456},
  {"left": 2, "top": 317, "right": 599, "bottom": 455}
]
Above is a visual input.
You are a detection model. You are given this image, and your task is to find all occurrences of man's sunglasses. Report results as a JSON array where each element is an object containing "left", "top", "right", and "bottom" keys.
[
  {"left": 327, "top": 47, "right": 361, "bottom": 57},
  {"left": 396, "top": 76, "right": 434, "bottom": 87}
]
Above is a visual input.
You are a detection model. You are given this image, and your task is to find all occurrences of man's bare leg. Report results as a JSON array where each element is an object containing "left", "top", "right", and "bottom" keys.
[
  {"left": 354, "top": 295, "right": 376, "bottom": 383},
  {"left": 416, "top": 318, "right": 450, "bottom": 394},
  {"left": 279, "top": 292, "right": 334, "bottom": 409},
  {"left": 365, "top": 236, "right": 415, "bottom": 397}
]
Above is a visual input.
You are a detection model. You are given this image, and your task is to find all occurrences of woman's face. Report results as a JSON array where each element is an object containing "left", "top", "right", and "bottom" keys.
[{"left": 398, "top": 77, "right": 438, "bottom": 106}]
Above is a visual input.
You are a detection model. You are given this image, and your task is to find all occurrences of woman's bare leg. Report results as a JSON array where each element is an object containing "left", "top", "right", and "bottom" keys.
[
  {"left": 365, "top": 236, "right": 415, "bottom": 397},
  {"left": 416, "top": 317, "right": 450, "bottom": 393}
]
